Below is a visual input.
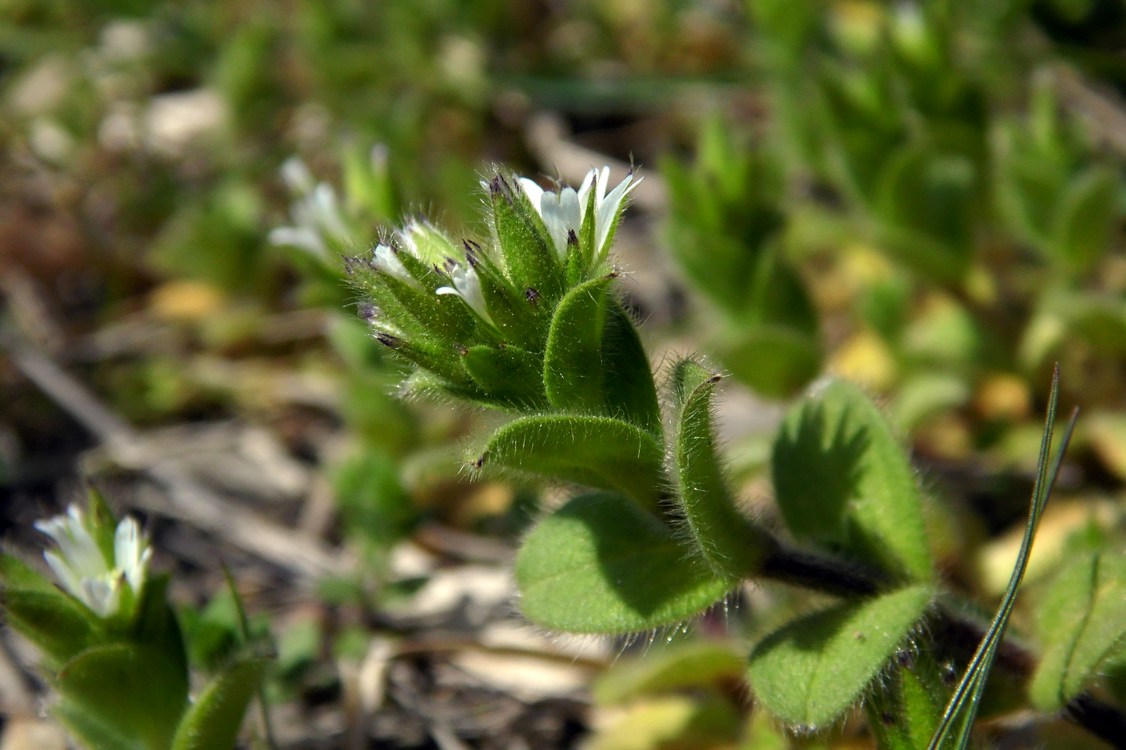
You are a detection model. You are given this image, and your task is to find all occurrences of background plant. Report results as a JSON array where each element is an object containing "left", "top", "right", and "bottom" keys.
[{"left": 2, "top": 0, "right": 1125, "bottom": 748}]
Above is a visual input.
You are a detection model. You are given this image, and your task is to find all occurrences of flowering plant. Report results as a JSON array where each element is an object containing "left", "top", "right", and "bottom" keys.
[
  {"left": 333, "top": 165, "right": 1123, "bottom": 747},
  {"left": 1, "top": 490, "right": 268, "bottom": 750}
]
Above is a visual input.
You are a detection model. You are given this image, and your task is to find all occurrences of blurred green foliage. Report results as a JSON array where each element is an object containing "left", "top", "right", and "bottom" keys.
[{"left": 3, "top": 0, "right": 1126, "bottom": 747}]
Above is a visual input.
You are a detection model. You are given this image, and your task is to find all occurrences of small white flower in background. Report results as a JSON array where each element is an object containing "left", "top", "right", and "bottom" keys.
[
  {"left": 518, "top": 166, "right": 640, "bottom": 265},
  {"left": 437, "top": 262, "right": 492, "bottom": 325},
  {"left": 34, "top": 505, "right": 152, "bottom": 618},
  {"left": 269, "top": 157, "right": 351, "bottom": 259}
]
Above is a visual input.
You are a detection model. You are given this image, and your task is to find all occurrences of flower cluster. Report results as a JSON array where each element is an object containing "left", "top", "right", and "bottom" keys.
[
  {"left": 35, "top": 504, "right": 151, "bottom": 618},
  {"left": 353, "top": 166, "right": 639, "bottom": 407}
]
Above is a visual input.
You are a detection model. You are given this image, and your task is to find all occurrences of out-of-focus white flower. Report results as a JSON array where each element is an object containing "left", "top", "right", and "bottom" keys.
[
  {"left": 518, "top": 166, "right": 640, "bottom": 265},
  {"left": 34, "top": 505, "right": 152, "bottom": 618},
  {"left": 270, "top": 158, "right": 351, "bottom": 259},
  {"left": 437, "top": 263, "right": 492, "bottom": 324}
]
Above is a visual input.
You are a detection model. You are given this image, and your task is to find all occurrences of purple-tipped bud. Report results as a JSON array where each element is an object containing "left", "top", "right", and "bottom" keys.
[
  {"left": 525, "top": 287, "right": 541, "bottom": 306},
  {"left": 567, "top": 229, "right": 579, "bottom": 247},
  {"left": 375, "top": 332, "right": 401, "bottom": 349},
  {"left": 357, "top": 302, "right": 377, "bottom": 321}
]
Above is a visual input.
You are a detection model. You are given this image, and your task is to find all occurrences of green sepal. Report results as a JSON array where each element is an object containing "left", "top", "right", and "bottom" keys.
[
  {"left": 488, "top": 173, "right": 564, "bottom": 300},
  {"left": 747, "top": 584, "right": 933, "bottom": 728},
  {"left": 461, "top": 344, "right": 546, "bottom": 408},
  {"left": 474, "top": 414, "right": 664, "bottom": 510},
  {"left": 544, "top": 275, "right": 612, "bottom": 414},
  {"left": 1050, "top": 166, "right": 1117, "bottom": 274},
  {"left": 515, "top": 492, "right": 733, "bottom": 634},
  {"left": 375, "top": 330, "right": 474, "bottom": 389},
  {"left": 377, "top": 269, "right": 473, "bottom": 344},
  {"left": 473, "top": 255, "right": 543, "bottom": 350},
  {"left": 1030, "top": 549, "right": 1126, "bottom": 710},
  {"left": 772, "top": 378, "right": 933, "bottom": 581},
  {"left": 131, "top": 575, "right": 189, "bottom": 686},
  {"left": 171, "top": 657, "right": 270, "bottom": 750},
  {"left": 671, "top": 359, "right": 776, "bottom": 578},
  {"left": 56, "top": 643, "right": 189, "bottom": 750},
  {"left": 86, "top": 486, "right": 120, "bottom": 565}
]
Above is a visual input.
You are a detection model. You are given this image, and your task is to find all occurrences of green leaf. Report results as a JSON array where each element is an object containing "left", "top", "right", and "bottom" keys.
[
  {"left": 747, "top": 584, "right": 933, "bottom": 728},
  {"left": 1030, "top": 549, "right": 1126, "bottom": 710},
  {"left": 772, "top": 379, "right": 932, "bottom": 581},
  {"left": 1051, "top": 167, "right": 1117, "bottom": 273},
  {"left": 476, "top": 414, "right": 664, "bottom": 510},
  {"left": 171, "top": 658, "right": 270, "bottom": 750},
  {"left": 600, "top": 302, "right": 662, "bottom": 436},
  {"left": 515, "top": 492, "right": 733, "bottom": 634},
  {"left": 1, "top": 551, "right": 57, "bottom": 593},
  {"left": 55, "top": 700, "right": 146, "bottom": 750},
  {"left": 543, "top": 275, "right": 612, "bottom": 414},
  {"left": 715, "top": 324, "right": 821, "bottom": 399},
  {"left": 2, "top": 588, "right": 100, "bottom": 664},
  {"left": 671, "top": 360, "right": 776, "bottom": 578},
  {"left": 593, "top": 641, "right": 745, "bottom": 705},
  {"left": 56, "top": 644, "right": 189, "bottom": 750}
]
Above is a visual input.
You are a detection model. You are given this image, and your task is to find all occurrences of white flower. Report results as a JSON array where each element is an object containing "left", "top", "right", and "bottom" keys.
[
  {"left": 34, "top": 505, "right": 152, "bottom": 618},
  {"left": 270, "top": 158, "right": 351, "bottom": 259},
  {"left": 437, "top": 263, "right": 492, "bottom": 324},
  {"left": 370, "top": 242, "right": 416, "bottom": 286},
  {"left": 518, "top": 166, "right": 640, "bottom": 265}
]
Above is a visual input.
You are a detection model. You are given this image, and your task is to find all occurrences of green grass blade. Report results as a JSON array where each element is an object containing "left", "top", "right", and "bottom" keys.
[{"left": 926, "top": 366, "right": 1078, "bottom": 750}]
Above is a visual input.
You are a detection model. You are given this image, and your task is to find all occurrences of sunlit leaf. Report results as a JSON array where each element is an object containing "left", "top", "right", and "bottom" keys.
[
  {"left": 748, "top": 584, "right": 933, "bottom": 728},
  {"left": 515, "top": 492, "right": 732, "bottom": 634}
]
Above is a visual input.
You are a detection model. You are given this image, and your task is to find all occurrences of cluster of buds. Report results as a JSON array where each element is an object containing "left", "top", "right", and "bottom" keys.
[{"left": 351, "top": 166, "right": 641, "bottom": 409}]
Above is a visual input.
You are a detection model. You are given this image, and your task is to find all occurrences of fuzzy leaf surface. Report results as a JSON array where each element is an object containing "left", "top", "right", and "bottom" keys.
[
  {"left": 515, "top": 492, "right": 733, "bottom": 634},
  {"left": 543, "top": 276, "right": 612, "bottom": 414},
  {"left": 1030, "top": 549, "right": 1126, "bottom": 710},
  {"left": 56, "top": 643, "right": 189, "bottom": 750},
  {"left": 747, "top": 584, "right": 933, "bottom": 728},
  {"left": 171, "top": 657, "right": 270, "bottom": 750},
  {"left": 672, "top": 360, "right": 774, "bottom": 577},
  {"left": 773, "top": 379, "right": 932, "bottom": 581},
  {"left": 477, "top": 414, "right": 664, "bottom": 509}
]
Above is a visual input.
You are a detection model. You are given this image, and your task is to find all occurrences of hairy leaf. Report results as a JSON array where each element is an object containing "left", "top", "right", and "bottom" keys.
[
  {"left": 476, "top": 414, "right": 664, "bottom": 509},
  {"left": 671, "top": 359, "right": 775, "bottom": 578},
  {"left": 773, "top": 379, "right": 932, "bottom": 581},
  {"left": 1030, "top": 550, "right": 1126, "bottom": 710},
  {"left": 747, "top": 584, "right": 933, "bottom": 728},
  {"left": 515, "top": 492, "right": 733, "bottom": 634},
  {"left": 172, "top": 658, "right": 270, "bottom": 750}
]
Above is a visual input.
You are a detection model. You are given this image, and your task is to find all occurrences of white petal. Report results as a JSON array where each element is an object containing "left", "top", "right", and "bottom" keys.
[
  {"left": 268, "top": 227, "right": 327, "bottom": 258},
  {"left": 538, "top": 191, "right": 571, "bottom": 258},
  {"left": 81, "top": 577, "right": 119, "bottom": 618},
  {"left": 594, "top": 173, "right": 641, "bottom": 264},
  {"left": 114, "top": 517, "right": 149, "bottom": 593},
  {"left": 372, "top": 244, "right": 415, "bottom": 286},
  {"left": 518, "top": 178, "right": 545, "bottom": 213},
  {"left": 43, "top": 550, "right": 85, "bottom": 602}
]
